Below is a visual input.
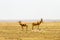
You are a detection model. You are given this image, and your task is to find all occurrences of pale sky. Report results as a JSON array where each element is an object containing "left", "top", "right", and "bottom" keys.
[{"left": 0, "top": 0, "right": 60, "bottom": 20}]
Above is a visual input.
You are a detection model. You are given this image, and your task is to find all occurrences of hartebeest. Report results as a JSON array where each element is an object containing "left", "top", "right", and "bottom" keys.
[
  {"left": 32, "top": 18, "right": 43, "bottom": 30},
  {"left": 19, "top": 21, "right": 28, "bottom": 31}
]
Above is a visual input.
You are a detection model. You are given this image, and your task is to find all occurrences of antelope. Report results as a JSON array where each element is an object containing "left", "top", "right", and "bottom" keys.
[
  {"left": 19, "top": 21, "right": 28, "bottom": 31},
  {"left": 32, "top": 18, "right": 43, "bottom": 30}
]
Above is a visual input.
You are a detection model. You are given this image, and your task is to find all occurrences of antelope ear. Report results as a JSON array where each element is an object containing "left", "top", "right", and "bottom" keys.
[{"left": 19, "top": 21, "right": 21, "bottom": 22}]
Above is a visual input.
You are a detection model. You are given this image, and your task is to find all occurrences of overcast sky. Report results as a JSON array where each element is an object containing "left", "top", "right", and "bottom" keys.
[{"left": 0, "top": 0, "right": 60, "bottom": 20}]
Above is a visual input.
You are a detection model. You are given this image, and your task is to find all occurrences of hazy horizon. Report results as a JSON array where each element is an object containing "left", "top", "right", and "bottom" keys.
[{"left": 0, "top": 19, "right": 60, "bottom": 22}]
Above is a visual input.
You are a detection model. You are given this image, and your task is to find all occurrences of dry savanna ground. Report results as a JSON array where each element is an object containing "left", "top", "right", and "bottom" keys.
[{"left": 0, "top": 22, "right": 60, "bottom": 40}]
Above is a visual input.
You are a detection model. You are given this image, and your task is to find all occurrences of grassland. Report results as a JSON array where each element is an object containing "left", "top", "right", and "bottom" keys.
[{"left": 0, "top": 22, "right": 60, "bottom": 40}]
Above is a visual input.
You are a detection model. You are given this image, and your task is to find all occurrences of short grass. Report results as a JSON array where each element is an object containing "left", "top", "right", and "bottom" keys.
[{"left": 0, "top": 22, "right": 60, "bottom": 40}]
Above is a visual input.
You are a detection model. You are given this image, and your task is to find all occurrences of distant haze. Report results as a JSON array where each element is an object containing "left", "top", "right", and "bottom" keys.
[
  {"left": 0, "top": 19, "right": 60, "bottom": 22},
  {"left": 0, "top": 0, "right": 60, "bottom": 20}
]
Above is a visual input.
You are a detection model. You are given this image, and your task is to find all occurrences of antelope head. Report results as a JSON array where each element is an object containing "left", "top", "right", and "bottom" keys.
[
  {"left": 39, "top": 18, "right": 43, "bottom": 23},
  {"left": 19, "top": 21, "right": 21, "bottom": 25}
]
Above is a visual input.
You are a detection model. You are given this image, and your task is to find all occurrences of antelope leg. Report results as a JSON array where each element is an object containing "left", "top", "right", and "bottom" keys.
[
  {"left": 26, "top": 26, "right": 28, "bottom": 31},
  {"left": 38, "top": 25, "right": 39, "bottom": 30},
  {"left": 21, "top": 26, "right": 23, "bottom": 31},
  {"left": 32, "top": 25, "right": 34, "bottom": 30}
]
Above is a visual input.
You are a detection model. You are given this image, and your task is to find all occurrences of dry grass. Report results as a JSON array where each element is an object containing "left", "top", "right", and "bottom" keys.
[{"left": 0, "top": 22, "right": 60, "bottom": 40}]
